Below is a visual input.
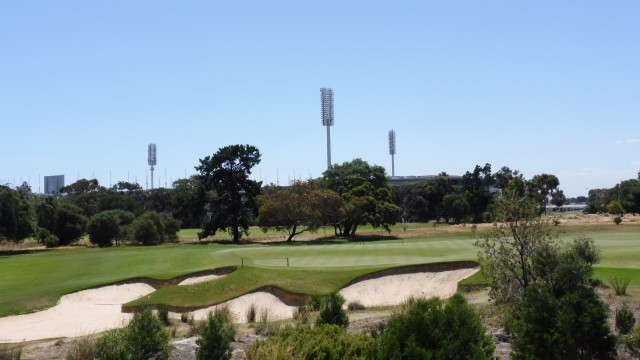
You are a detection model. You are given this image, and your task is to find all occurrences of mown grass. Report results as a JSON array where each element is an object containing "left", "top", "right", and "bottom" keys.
[{"left": 2, "top": 222, "right": 640, "bottom": 318}]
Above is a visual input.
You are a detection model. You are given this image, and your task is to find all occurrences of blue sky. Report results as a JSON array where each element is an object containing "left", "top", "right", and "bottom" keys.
[{"left": 1, "top": 1, "right": 638, "bottom": 197}]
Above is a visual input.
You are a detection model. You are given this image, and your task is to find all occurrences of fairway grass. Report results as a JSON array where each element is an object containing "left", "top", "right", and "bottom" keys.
[{"left": 2, "top": 222, "right": 640, "bottom": 318}]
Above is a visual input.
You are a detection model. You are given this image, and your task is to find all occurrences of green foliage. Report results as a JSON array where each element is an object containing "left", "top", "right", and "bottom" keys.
[
  {"left": 0, "top": 184, "right": 34, "bottom": 243},
  {"left": 245, "top": 302, "right": 257, "bottom": 323},
  {"left": 87, "top": 210, "right": 135, "bottom": 247},
  {"left": 196, "top": 307, "right": 236, "bottom": 360},
  {"left": 462, "top": 163, "right": 495, "bottom": 223},
  {"left": 442, "top": 192, "right": 470, "bottom": 224},
  {"left": 607, "top": 200, "right": 625, "bottom": 216},
  {"left": 246, "top": 325, "right": 374, "bottom": 360},
  {"left": 54, "top": 202, "right": 89, "bottom": 245},
  {"left": 616, "top": 304, "right": 635, "bottom": 335},
  {"left": 292, "top": 305, "right": 310, "bottom": 324},
  {"left": 347, "top": 301, "right": 366, "bottom": 311},
  {"left": 508, "top": 285, "right": 615, "bottom": 360},
  {"left": 375, "top": 294, "right": 494, "bottom": 360},
  {"left": 96, "top": 307, "right": 171, "bottom": 360},
  {"left": 171, "top": 176, "right": 206, "bottom": 228},
  {"left": 197, "top": 144, "right": 262, "bottom": 242},
  {"left": 614, "top": 215, "right": 623, "bottom": 225},
  {"left": 131, "top": 211, "right": 180, "bottom": 245},
  {"left": 65, "top": 337, "right": 98, "bottom": 360},
  {"left": 0, "top": 344, "right": 21, "bottom": 360},
  {"left": 321, "top": 158, "right": 400, "bottom": 236},
  {"left": 609, "top": 276, "right": 630, "bottom": 296},
  {"left": 316, "top": 292, "right": 349, "bottom": 328},
  {"left": 255, "top": 309, "right": 280, "bottom": 336}
]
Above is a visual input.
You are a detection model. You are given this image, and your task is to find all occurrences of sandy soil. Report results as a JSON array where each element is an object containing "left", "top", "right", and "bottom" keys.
[
  {"left": 177, "top": 292, "right": 298, "bottom": 323},
  {"left": 340, "top": 268, "right": 479, "bottom": 307},
  {"left": 0, "top": 283, "right": 155, "bottom": 342},
  {"left": 177, "top": 274, "right": 223, "bottom": 286}
]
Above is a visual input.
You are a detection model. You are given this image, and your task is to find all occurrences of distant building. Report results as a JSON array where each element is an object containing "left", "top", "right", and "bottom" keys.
[{"left": 44, "top": 175, "right": 64, "bottom": 196}]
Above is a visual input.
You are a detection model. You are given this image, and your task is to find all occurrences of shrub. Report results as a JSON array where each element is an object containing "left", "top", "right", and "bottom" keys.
[
  {"left": 315, "top": 292, "right": 349, "bottom": 328},
  {"left": 246, "top": 303, "right": 257, "bottom": 323},
  {"left": 292, "top": 305, "right": 310, "bottom": 325},
  {"left": 196, "top": 307, "right": 236, "bottom": 360},
  {"left": 158, "top": 309, "right": 170, "bottom": 326},
  {"left": 96, "top": 307, "right": 171, "bottom": 360},
  {"left": 307, "top": 293, "right": 324, "bottom": 311},
  {"left": 347, "top": 301, "right": 366, "bottom": 311},
  {"left": 0, "top": 345, "right": 21, "bottom": 360},
  {"left": 376, "top": 294, "right": 494, "bottom": 360},
  {"left": 65, "top": 337, "right": 98, "bottom": 360},
  {"left": 255, "top": 309, "right": 280, "bottom": 336},
  {"left": 44, "top": 233, "right": 59, "bottom": 248},
  {"left": 616, "top": 304, "right": 636, "bottom": 335},
  {"left": 245, "top": 325, "right": 374, "bottom": 360},
  {"left": 87, "top": 210, "right": 135, "bottom": 247},
  {"left": 610, "top": 276, "right": 631, "bottom": 296},
  {"left": 614, "top": 215, "right": 623, "bottom": 225},
  {"left": 180, "top": 312, "right": 190, "bottom": 323}
]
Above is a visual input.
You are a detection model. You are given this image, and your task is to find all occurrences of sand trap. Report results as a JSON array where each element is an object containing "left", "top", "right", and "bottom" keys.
[
  {"left": 177, "top": 274, "right": 223, "bottom": 286},
  {"left": 177, "top": 292, "right": 298, "bottom": 324},
  {"left": 339, "top": 268, "right": 479, "bottom": 307},
  {"left": 0, "top": 283, "right": 155, "bottom": 343}
]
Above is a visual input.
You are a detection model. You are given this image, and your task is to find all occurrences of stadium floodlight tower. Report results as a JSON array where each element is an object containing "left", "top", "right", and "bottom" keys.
[
  {"left": 148, "top": 143, "right": 157, "bottom": 190},
  {"left": 321, "top": 87, "right": 334, "bottom": 169},
  {"left": 388, "top": 130, "right": 396, "bottom": 176}
]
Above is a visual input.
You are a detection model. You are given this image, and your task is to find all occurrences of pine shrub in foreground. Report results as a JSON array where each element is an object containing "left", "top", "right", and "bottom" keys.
[
  {"left": 315, "top": 292, "right": 349, "bottom": 328},
  {"left": 196, "top": 307, "right": 236, "bottom": 360}
]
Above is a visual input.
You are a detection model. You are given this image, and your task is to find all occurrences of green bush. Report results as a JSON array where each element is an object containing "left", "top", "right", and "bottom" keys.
[
  {"left": 375, "top": 294, "right": 494, "bottom": 360},
  {"left": 96, "top": 307, "right": 171, "bottom": 360},
  {"left": 131, "top": 211, "right": 181, "bottom": 245},
  {"left": 616, "top": 304, "right": 636, "bottom": 335},
  {"left": 196, "top": 307, "right": 236, "bottom": 360},
  {"left": 246, "top": 303, "right": 257, "bottom": 323},
  {"left": 292, "top": 305, "right": 310, "bottom": 325},
  {"left": 307, "top": 293, "right": 324, "bottom": 311},
  {"left": 610, "top": 276, "right": 630, "bottom": 296},
  {"left": 315, "top": 292, "right": 349, "bottom": 328},
  {"left": 87, "top": 210, "right": 135, "bottom": 247},
  {"left": 246, "top": 325, "right": 374, "bottom": 360},
  {"left": 348, "top": 301, "right": 366, "bottom": 311},
  {"left": 255, "top": 309, "right": 280, "bottom": 336}
]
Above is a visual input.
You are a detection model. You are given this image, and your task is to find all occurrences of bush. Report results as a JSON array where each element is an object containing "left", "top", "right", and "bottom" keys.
[
  {"left": 44, "top": 233, "right": 59, "bottom": 248},
  {"left": 375, "top": 294, "right": 494, "bottom": 360},
  {"left": 96, "top": 307, "right": 171, "bottom": 360},
  {"left": 614, "top": 215, "right": 623, "bottom": 225},
  {"left": 87, "top": 210, "right": 135, "bottom": 247},
  {"left": 158, "top": 309, "right": 170, "bottom": 326},
  {"left": 347, "top": 301, "right": 366, "bottom": 311},
  {"left": 307, "top": 294, "right": 324, "bottom": 311},
  {"left": 255, "top": 309, "right": 280, "bottom": 336},
  {"left": 65, "top": 337, "right": 98, "bottom": 360},
  {"left": 0, "top": 345, "right": 21, "bottom": 360},
  {"left": 610, "top": 276, "right": 631, "bottom": 296},
  {"left": 245, "top": 325, "right": 374, "bottom": 360},
  {"left": 292, "top": 305, "right": 310, "bottom": 325},
  {"left": 131, "top": 211, "right": 181, "bottom": 245},
  {"left": 315, "top": 292, "right": 349, "bottom": 328},
  {"left": 616, "top": 304, "right": 636, "bottom": 335},
  {"left": 196, "top": 307, "right": 236, "bottom": 360},
  {"left": 246, "top": 303, "right": 257, "bottom": 323},
  {"left": 180, "top": 312, "right": 190, "bottom": 323}
]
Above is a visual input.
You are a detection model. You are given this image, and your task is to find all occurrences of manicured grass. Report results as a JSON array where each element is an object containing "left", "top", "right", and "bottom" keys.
[{"left": 2, "top": 222, "right": 640, "bottom": 318}]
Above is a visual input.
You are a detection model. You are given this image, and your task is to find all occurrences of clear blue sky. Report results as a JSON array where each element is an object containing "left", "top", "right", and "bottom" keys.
[{"left": 2, "top": 1, "right": 638, "bottom": 197}]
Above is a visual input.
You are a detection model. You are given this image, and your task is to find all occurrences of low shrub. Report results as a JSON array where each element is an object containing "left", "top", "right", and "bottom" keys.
[
  {"left": 158, "top": 309, "right": 170, "bottom": 326},
  {"left": 347, "top": 301, "right": 366, "bottom": 311},
  {"left": 246, "top": 303, "right": 257, "bottom": 323},
  {"left": 376, "top": 294, "right": 494, "bottom": 360},
  {"left": 315, "top": 292, "right": 349, "bottom": 328},
  {"left": 245, "top": 325, "right": 374, "bottom": 360},
  {"left": 65, "top": 337, "right": 98, "bottom": 360},
  {"left": 0, "top": 345, "right": 21, "bottom": 360},
  {"left": 616, "top": 304, "right": 636, "bottom": 335},
  {"left": 180, "top": 312, "right": 190, "bottom": 323},
  {"left": 307, "top": 294, "right": 324, "bottom": 311},
  {"left": 292, "top": 306, "right": 310, "bottom": 325},
  {"left": 255, "top": 309, "right": 280, "bottom": 336},
  {"left": 196, "top": 307, "right": 236, "bottom": 360},
  {"left": 610, "top": 276, "right": 631, "bottom": 296},
  {"left": 96, "top": 307, "right": 171, "bottom": 360}
]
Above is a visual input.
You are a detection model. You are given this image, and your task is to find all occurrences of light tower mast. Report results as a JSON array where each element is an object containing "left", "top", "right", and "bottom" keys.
[
  {"left": 321, "top": 88, "right": 334, "bottom": 168},
  {"left": 148, "top": 143, "right": 157, "bottom": 190},
  {"left": 388, "top": 130, "right": 396, "bottom": 177}
]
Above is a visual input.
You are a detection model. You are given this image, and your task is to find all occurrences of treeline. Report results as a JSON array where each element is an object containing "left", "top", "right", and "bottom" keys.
[{"left": 585, "top": 178, "right": 640, "bottom": 215}]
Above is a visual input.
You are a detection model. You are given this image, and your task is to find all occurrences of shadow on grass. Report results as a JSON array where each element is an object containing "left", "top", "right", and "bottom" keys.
[{"left": 0, "top": 249, "right": 53, "bottom": 257}]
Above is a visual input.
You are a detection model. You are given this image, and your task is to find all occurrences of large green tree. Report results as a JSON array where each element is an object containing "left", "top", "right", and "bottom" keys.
[
  {"left": 0, "top": 184, "right": 34, "bottom": 243},
  {"left": 196, "top": 145, "right": 262, "bottom": 242},
  {"left": 171, "top": 176, "right": 206, "bottom": 228},
  {"left": 462, "top": 163, "right": 495, "bottom": 223},
  {"left": 321, "top": 158, "right": 400, "bottom": 236}
]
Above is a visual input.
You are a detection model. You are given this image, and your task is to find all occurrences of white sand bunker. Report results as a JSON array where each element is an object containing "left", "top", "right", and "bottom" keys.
[
  {"left": 177, "top": 274, "right": 223, "bottom": 286},
  {"left": 339, "top": 268, "right": 479, "bottom": 307},
  {"left": 0, "top": 283, "right": 155, "bottom": 343},
  {"left": 181, "top": 292, "right": 297, "bottom": 324}
]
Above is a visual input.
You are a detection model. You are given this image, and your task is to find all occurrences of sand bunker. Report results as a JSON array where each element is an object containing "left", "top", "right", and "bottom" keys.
[
  {"left": 0, "top": 268, "right": 477, "bottom": 343},
  {"left": 339, "top": 268, "right": 479, "bottom": 307},
  {"left": 179, "top": 292, "right": 297, "bottom": 324},
  {"left": 177, "top": 274, "right": 223, "bottom": 286},
  {"left": 0, "top": 284, "right": 155, "bottom": 343}
]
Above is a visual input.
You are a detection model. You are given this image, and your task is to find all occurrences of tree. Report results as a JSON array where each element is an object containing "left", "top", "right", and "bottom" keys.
[
  {"left": 0, "top": 184, "right": 34, "bottom": 243},
  {"left": 196, "top": 145, "right": 262, "bottom": 242},
  {"left": 494, "top": 166, "right": 521, "bottom": 195},
  {"left": 321, "top": 159, "right": 400, "bottom": 236},
  {"left": 375, "top": 294, "right": 495, "bottom": 360},
  {"left": 462, "top": 163, "right": 494, "bottom": 223},
  {"left": 526, "top": 173, "right": 561, "bottom": 211},
  {"left": 442, "top": 192, "right": 470, "bottom": 224},
  {"left": 131, "top": 211, "right": 179, "bottom": 245},
  {"left": 54, "top": 202, "right": 88, "bottom": 245},
  {"left": 258, "top": 181, "right": 332, "bottom": 241},
  {"left": 87, "top": 210, "right": 135, "bottom": 247},
  {"left": 196, "top": 307, "right": 236, "bottom": 360},
  {"left": 475, "top": 190, "right": 553, "bottom": 303},
  {"left": 59, "top": 178, "right": 106, "bottom": 217},
  {"left": 171, "top": 176, "right": 206, "bottom": 228}
]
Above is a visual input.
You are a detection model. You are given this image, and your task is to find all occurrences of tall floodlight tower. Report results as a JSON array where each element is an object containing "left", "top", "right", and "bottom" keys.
[
  {"left": 388, "top": 130, "right": 396, "bottom": 177},
  {"left": 321, "top": 88, "right": 334, "bottom": 168},
  {"left": 148, "top": 143, "right": 157, "bottom": 190}
]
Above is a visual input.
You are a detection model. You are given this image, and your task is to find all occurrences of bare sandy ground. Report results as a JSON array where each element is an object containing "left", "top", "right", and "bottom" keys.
[
  {"left": 177, "top": 292, "right": 297, "bottom": 323},
  {"left": 0, "top": 269, "right": 477, "bottom": 343},
  {"left": 0, "top": 283, "right": 155, "bottom": 342},
  {"left": 177, "top": 274, "right": 223, "bottom": 286},
  {"left": 340, "top": 268, "right": 479, "bottom": 307}
]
